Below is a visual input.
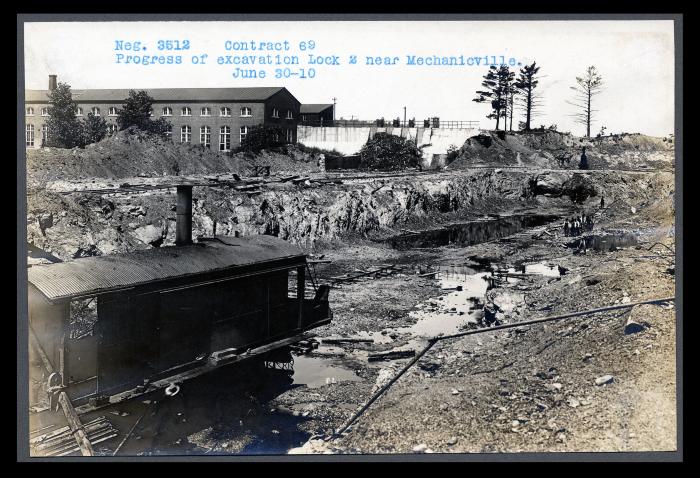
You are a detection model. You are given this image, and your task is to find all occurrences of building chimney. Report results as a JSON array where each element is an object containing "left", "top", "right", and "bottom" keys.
[
  {"left": 175, "top": 185, "right": 193, "bottom": 246},
  {"left": 48, "top": 75, "right": 57, "bottom": 91}
]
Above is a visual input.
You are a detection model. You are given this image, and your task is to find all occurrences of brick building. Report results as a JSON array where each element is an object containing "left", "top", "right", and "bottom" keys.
[
  {"left": 299, "top": 104, "right": 334, "bottom": 127},
  {"left": 25, "top": 75, "right": 301, "bottom": 150}
]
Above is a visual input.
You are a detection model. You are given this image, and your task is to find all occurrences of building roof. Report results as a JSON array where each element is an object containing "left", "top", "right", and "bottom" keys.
[
  {"left": 25, "top": 87, "right": 297, "bottom": 104},
  {"left": 28, "top": 235, "right": 305, "bottom": 302},
  {"left": 300, "top": 104, "right": 334, "bottom": 114}
]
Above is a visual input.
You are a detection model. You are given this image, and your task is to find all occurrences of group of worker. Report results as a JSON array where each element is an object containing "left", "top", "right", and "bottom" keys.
[{"left": 564, "top": 213, "right": 594, "bottom": 237}]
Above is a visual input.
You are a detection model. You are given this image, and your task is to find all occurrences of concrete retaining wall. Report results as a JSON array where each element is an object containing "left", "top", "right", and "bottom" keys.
[{"left": 297, "top": 126, "right": 482, "bottom": 163}]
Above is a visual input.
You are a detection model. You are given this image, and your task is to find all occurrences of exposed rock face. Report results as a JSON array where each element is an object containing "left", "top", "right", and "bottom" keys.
[{"left": 26, "top": 169, "right": 674, "bottom": 262}]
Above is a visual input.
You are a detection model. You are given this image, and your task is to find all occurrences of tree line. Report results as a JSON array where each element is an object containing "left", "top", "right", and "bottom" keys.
[
  {"left": 42, "top": 84, "right": 171, "bottom": 149},
  {"left": 473, "top": 62, "right": 604, "bottom": 137}
]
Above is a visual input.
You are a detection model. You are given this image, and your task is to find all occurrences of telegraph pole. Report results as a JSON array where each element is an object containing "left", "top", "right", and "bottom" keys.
[
  {"left": 332, "top": 97, "right": 337, "bottom": 121},
  {"left": 403, "top": 107, "right": 406, "bottom": 127}
]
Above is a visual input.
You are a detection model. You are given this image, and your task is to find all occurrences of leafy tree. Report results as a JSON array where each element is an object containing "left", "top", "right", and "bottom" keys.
[
  {"left": 236, "top": 125, "right": 287, "bottom": 154},
  {"left": 514, "top": 62, "right": 542, "bottom": 131},
  {"left": 474, "top": 65, "right": 514, "bottom": 130},
  {"left": 44, "top": 82, "right": 83, "bottom": 148},
  {"left": 568, "top": 66, "right": 604, "bottom": 137},
  {"left": 359, "top": 133, "right": 423, "bottom": 170},
  {"left": 116, "top": 90, "right": 171, "bottom": 137},
  {"left": 81, "top": 112, "right": 107, "bottom": 145}
]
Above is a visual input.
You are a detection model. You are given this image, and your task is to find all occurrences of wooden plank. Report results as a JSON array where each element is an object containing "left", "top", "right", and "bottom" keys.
[
  {"left": 368, "top": 350, "right": 416, "bottom": 362},
  {"left": 57, "top": 391, "right": 94, "bottom": 456}
]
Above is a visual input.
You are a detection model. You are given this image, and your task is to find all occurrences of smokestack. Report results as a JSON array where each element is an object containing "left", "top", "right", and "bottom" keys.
[
  {"left": 175, "top": 185, "right": 193, "bottom": 246},
  {"left": 48, "top": 75, "right": 57, "bottom": 91}
]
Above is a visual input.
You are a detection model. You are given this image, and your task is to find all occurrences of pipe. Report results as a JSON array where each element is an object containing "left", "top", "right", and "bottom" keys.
[
  {"left": 330, "top": 296, "right": 675, "bottom": 438},
  {"left": 175, "top": 185, "right": 193, "bottom": 246}
]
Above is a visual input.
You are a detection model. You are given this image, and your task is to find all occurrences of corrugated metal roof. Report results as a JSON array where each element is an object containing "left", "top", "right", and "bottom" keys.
[
  {"left": 27, "top": 235, "right": 305, "bottom": 302},
  {"left": 25, "top": 87, "right": 295, "bottom": 103},
  {"left": 301, "top": 104, "right": 334, "bottom": 114}
]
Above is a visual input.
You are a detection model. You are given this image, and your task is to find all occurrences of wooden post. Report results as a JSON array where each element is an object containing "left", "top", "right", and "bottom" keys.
[
  {"left": 297, "top": 266, "right": 305, "bottom": 328},
  {"left": 57, "top": 391, "right": 95, "bottom": 456}
]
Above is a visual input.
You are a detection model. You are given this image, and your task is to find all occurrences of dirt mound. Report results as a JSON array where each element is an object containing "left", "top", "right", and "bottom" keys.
[
  {"left": 26, "top": 127, "right": 321, "bottom": 188},
  {"left": 446, "top": 131, "right": 674, "bottom": 171}
]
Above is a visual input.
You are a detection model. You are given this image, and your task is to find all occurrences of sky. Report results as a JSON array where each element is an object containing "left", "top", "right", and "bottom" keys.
[{"left": 24, "top": 20, "right": 675, "bottom": 137}]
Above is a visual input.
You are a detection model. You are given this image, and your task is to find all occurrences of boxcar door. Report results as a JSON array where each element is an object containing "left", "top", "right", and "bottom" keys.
[
  {"left": 158, "top": 284, "right": 213, "bottom": 373},
  {"left": 96, "top": 293, "right": 159, "bottom": 395}
]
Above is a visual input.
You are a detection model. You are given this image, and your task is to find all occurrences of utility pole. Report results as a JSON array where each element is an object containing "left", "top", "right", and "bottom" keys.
[
  {"left": 403, "top": 106, "right": 406, "bottom": 127},
  {"left": 332, "top": 97, "right": 337, "bottom": 122}
]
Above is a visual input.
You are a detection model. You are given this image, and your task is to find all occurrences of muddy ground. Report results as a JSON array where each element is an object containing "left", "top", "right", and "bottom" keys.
[{"left": 26, "top": 133, "right": 677, "bottom": 457}]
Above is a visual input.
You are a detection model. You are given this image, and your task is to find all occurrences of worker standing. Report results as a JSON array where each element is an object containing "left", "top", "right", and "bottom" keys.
[{"left": 579, "top": 146, "right": 589, "bottom": 170}]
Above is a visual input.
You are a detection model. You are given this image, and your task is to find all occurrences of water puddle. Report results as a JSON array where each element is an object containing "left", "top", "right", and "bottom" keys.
[
  {"left": 508, "top": 261, "right": 562, "bottom": 277},
  {"left": 567, "top": 233, "right": 638, "bottom": 252},
  {"left": 291, "top": 355, "right": 362, "bottom": 389},
  {"left": 387, "top": 214, "right": 559, "bottom": 250}
]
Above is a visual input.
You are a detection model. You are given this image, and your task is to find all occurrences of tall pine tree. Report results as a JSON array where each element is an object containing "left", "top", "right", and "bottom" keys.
[
  {"left": 568, "top": 66, "right": 604, "bottom": 137},
  {"left": 514, "top": 62, "right": 541, "bottom": 131}
]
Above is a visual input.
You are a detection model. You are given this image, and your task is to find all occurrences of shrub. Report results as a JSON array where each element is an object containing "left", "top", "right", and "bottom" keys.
[
  {"left": 234, "top": 125, "right": 288, "bottom": 154},
  {"left": 359, "top": 133, "right": 423, "bottom": 170}
]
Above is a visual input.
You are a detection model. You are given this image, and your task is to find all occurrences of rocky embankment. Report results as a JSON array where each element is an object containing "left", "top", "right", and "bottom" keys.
[{"left": 26, "top": 168, "right": 674, "bottom": 263}]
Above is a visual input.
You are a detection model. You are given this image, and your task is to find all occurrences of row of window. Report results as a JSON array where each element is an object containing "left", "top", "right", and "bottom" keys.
[
  {"left": 26, "top": 123, "right": 294, "bottom": 149},
  {"left": 25, "top": 123, "right": 119, "bottom": 146},
  {"left": 26, "top": 106, "right": 295, "bottom": 119}
]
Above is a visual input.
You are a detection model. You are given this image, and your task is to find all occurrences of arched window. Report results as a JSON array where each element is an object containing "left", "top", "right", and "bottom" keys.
[
  {"left": 41, "top": 107, "right": 49, "bottom": 117},
  {"left": 181, "top": 107, "right": 191, "bottom": 116},
  {"left": 200, "top": 107, "right": 211, "bottom": 116},
  {"left": 240, "top": 107, "right": 252, "bottom": 117},
  {"left": 219, "top": 126, "right": 230, "bottom": 151},
  {"left": 91, "top": 107, "right": 100, "bottom": 116},
  {"left": 181, "top": 125, "right": 191, "bottom": 143},
  {"left": 286, "top": 110, "right": 293, "bottom": 120},
  {"left": 271, "top": 108, "right": 279, "bottom": 118},
  {"left": 76, "top": 107, "right": 83, "bottom": 116},
  {"left": 240, "top": 125, "right": 248, "bottom": 143},
  {"left": 220, "top": 107, "right": 231, "bottom": 117},
  {"left": 200, "top": 126, "right": 211, "bottom": 147},
  {"left": 108, "top": 107, "right": 118, "bottom": 116},
  {"left": 25, "top": 124, "right": 35, "bottom": 147},
  {"left": 162, "top": 107, "right": 172, "bottom": 116},
  {"left": 26, "top": 107, "right": 34, "bottom": 116}
]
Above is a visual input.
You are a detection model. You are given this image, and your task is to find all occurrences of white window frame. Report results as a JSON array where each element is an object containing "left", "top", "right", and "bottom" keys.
[
  {"left": 26, "top": 107, "right": 34, "bottom": 116},
  {"left": 220, "top": 107, "right": 231, "bottom": 117},
  {"left": 180, "top": 125, "right": 192, "bottom": 143},
  {"left": 286, "top": 110, "right": 293, "bottom": 120},
  {"left": 76, "top": 107, "right": 83, "bottom": 116},
  {"left": 219, "top": 126, "right": 231, "bottom": 151},
  {"left": 240, "top": 106, "right": 252, "bottom": 117},
  {"left": 108, "top": 107, "right": 118, "bottom": 116},
  {"left": 26, "top": 124, "right": 35, "bottom": 147},
  {"left": 286, "top": 129, "right": 293, "bottom": 142},
  {"left": 41, "top": 124, "right": 49, "bottom": 143},
  {"left": 91, "top": 107, "right": 100, "bottom": 116},
  {"left": 271, "top": 108, "right": 279, "bottom": 118},
  {"left": 162, "top": 107, "right": 173, "bottom": 116},
  {"left": 240, "top": 125, "right": 248, "bottom": 143},
  {"left": 200, "top": 107, "right": 211, "bottom": 117},
  {"left": 200, "top": 126, "right": 211, "bottom": 147},
  {"left": 41, "top": 107, "right": 49, "bottom": 117},
  {"left": 181, "top": 107, "right": 192, "bottom": 116}
]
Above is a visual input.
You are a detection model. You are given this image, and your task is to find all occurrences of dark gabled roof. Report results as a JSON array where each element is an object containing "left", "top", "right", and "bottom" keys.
[
  {"left": 300, "top": 104, "right": 334, "bottom": 114},
  {"left": 27, "top": 235, "right": 305, "bottom": 302},
  {"left": 25, "top": 87, "right": 293, "bottom": 103}
]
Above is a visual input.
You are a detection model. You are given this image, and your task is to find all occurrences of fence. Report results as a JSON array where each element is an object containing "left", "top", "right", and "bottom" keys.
[{"left": 299, "top": 119, "right": 480, "bottom": 129}]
